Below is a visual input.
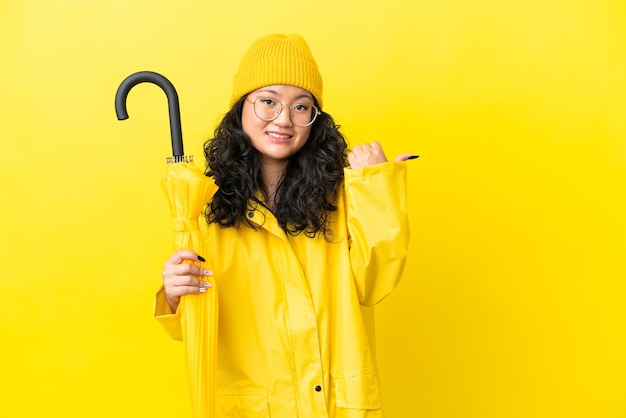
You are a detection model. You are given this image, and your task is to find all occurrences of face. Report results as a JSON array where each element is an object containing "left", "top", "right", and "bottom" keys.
[{"left": 242, "top": 84, "right": 315, "bottom": 169}]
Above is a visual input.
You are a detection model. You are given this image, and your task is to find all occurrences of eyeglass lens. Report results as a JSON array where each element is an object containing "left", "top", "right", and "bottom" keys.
[{"left": 253, "top": 98, "right": 318, "bottom": 126}]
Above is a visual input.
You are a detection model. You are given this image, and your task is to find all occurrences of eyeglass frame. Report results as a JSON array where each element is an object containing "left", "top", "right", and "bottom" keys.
[{"left": 245, "top": 96, "right": 321, "bottom": 127}]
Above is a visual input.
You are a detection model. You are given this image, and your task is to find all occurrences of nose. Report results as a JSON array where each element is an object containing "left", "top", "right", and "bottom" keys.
[{"left": 273, "top": 104, "right": 293, "bottom": 126}]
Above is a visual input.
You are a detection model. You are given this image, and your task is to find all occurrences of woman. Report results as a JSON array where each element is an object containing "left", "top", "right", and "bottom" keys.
[{"left": 155, "top": 33, "right": 414, "bottom": 417}]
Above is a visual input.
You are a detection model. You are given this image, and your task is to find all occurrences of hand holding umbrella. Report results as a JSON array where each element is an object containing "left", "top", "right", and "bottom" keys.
[{"left": 115, "top": 71, "right": 218, "bottom": 418}]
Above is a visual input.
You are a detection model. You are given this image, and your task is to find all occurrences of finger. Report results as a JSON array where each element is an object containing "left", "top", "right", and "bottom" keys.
[
  {"left": 163, "top": 273, "right": 213, "bottom": 292},
  {"left": 357, "top": 141, "right": 385, "bottom": 158},
  {"left": 168, "top": 274, "right": 213, "bottom": 288},
  {"left": 162, "top": 262, "right": 213, "bottom": 295},
  {"left": 363, "top": 141, "right": 387, "bottom": 163},
  {"left": 167, "top": 249, "right": 205, "bottom": 265},
  {"left": 168, "top": 262, "right": 213, "bottom": 277},
  {"left": 351, "top": 143, "right": 374, "bottom": 161},
  {"left": 348, "top": 151, "right": 367, "bottom": 170},
  {"left": 167, "top": 284, "right": 212, "bottom": 300},
  {"left": 163, "top": 258, "right": 212, "bottom": 282},
  {"left": 369, "top": 141, "right": 382, "bottom": 151},
  {"left": 394, "top": 153, "right": 418, "bottom": 162},
  {"left": 354, "top": 141, "right": 381, "bottom": 151}
]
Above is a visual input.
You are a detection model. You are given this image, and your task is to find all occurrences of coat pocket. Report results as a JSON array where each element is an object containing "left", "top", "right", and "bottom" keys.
[
  {"left": 334, "top": 368, "right": 382, "bottom": 410},
  {"left": 216, "top": 390, "right": 269, "bottom": 417}
]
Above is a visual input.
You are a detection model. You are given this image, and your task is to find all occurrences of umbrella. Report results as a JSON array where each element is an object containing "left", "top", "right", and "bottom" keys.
[{"left": 115, "top": 71, "right": 218, "bottom": 418}]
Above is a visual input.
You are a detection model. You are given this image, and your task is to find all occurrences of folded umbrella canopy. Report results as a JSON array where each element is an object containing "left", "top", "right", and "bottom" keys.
[{"left": 115, "top": 71, "right": 218, "bottom": 418}]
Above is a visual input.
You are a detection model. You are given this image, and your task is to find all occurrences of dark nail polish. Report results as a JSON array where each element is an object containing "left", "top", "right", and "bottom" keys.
[
  {"left": 407, "top": 155, "right": 419, "bottom": 160},
  {"left": 198, "top": 255, "right": 206, "bottom": 262}
]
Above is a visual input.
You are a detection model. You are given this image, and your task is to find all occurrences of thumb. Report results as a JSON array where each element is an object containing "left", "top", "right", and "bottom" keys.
[{"left": 394, "top": 153, "right": 419, "bottom": 162}]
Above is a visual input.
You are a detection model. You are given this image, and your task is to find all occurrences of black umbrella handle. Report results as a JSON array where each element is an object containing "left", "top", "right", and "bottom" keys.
[{"left": 115, "top": 71, "right": 184, "bottom": 158}]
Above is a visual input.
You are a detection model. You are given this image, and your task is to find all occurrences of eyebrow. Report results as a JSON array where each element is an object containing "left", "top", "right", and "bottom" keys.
[{"left": 256, "top": 88, "right": 314, "bottom": 102}]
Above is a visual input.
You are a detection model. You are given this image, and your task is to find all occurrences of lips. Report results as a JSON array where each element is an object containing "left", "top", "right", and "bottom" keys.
[{"left": 266, "top": 131, "right": 293, "bottom": 142}]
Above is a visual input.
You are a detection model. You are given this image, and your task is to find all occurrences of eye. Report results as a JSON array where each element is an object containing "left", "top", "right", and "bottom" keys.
[
  {"left": 292, "top": 103, "right": 311, "bottom": 113},
  {"left": 259, "top": 98, "right": 277, "bottom": 107}
]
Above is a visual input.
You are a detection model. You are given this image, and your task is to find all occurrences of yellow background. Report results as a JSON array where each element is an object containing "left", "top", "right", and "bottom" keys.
[{"left": 1, "top": 0, "right": 625, "bottom": 417}]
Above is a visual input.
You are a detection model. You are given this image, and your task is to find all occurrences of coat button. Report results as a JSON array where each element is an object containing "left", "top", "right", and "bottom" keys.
[
  {"left": 248, "top": 211, "right": 254, "bottom": 218},
  {"left": 315, "top": 385, "right": 322, "bottom": 392}
]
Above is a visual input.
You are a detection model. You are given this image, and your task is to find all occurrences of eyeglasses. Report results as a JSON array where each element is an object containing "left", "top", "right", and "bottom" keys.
[{"left": 246, "top": 97, "right": 320, "bottom": 127}]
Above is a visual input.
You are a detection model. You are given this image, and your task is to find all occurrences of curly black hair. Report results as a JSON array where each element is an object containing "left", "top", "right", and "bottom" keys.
[{"left": 203, "top": 96, "right": 349, "bottom": 238}]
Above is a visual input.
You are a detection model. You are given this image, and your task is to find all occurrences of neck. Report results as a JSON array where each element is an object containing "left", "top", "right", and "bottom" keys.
[{"left": 261, "top": 159, "right": 287, "bottom": 209}]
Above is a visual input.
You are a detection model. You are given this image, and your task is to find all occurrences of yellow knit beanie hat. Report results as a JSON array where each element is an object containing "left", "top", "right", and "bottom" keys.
[{"left": 230, "top": 34, "right": 323, "bottom": 108}]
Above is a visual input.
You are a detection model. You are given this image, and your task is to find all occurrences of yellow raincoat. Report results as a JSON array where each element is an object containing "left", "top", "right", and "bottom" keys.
[{"left": 154, "top": 161, "right": 410, "bottom": 417}]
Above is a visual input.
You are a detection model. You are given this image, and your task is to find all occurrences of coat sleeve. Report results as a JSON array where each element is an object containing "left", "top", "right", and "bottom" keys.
[
  {"left": 153, "top": 284, "right": 182, "bottom": 341},
  {"left": 344, "top": 161, "right": 410, "bottom": 306}
]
